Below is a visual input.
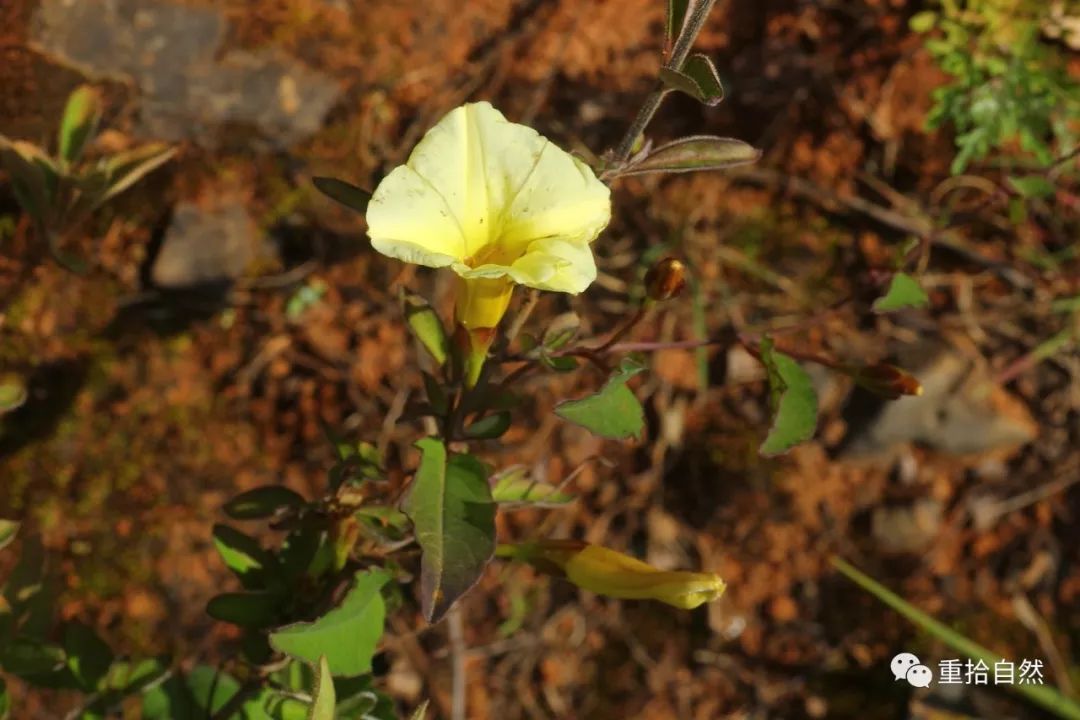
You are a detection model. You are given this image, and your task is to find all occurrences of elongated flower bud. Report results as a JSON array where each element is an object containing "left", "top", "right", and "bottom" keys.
[{"left": 498, "top": 540, "right": 725, "bottom": 610}]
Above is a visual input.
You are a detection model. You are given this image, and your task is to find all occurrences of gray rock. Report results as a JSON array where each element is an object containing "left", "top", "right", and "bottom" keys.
[
  {"left": 871, "top": 498, "right": 943, "bottom": 553},
  {"left": 151, "top": 203, "right": 258, "bottom": 289},
  {"left": 32, "top": 0, "right": 340, "bottom": 148}
]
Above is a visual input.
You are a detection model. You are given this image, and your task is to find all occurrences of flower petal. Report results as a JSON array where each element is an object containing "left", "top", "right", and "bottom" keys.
[
  {"left": 509, "top": 237, "right": 597, "bottom": 293},
  {"left": 367, "top": 102, "right": 610, "bottom": 274}
]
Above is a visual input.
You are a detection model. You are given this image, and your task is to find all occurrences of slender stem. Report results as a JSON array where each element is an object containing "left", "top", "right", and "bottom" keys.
[
  {"left": 611, "top": 0, "right": 719, "bottom": 164},
  {"left": 448, "top": 605, "right": 467, "bottom": 720}
]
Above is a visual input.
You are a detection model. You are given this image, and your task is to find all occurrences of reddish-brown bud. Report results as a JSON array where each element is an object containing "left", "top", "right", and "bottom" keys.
[
  {"left": 850, "top": 362, "right": 923, "bottom": 400},
  {"left": 644, "top": 257, "right": 687, "bottom": 301}
]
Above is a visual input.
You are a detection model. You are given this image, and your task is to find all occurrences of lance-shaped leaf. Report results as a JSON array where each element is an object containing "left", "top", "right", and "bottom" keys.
[
  {"left": 404, "top": 439, "right": 495, "bottom": 623},
  {"left": 313, "top": 176, "right": 372, "bottom": 215},
  {"left": 660, "top": 54, "right": 724, "bottom": 106},
  {"left": 63, "top": 622, "right": 113, "bottom": 692},
  {"left": 206, "top": 591, "right": 283, "bottom": 629},
  {"left": 464, "top": 411, "right": 511, "bottom": 440},
  {"left": 0, "top": 520, "right": 18, "bottom": 551},
  {"left": 618, "top": 136, "right": 761, "bottom": 177},
  {"left": 0, "top": 138, "right": 56, "bottom": 222},
  {"left": 666, "top": 0, "right": 691, "bottom": 43},
  {"left": 555, "top": 356, "right": 646, "bottom": 440},
  {"left": 758, "top": 339, "right": 818, "bottom": 456},
  {"left": 402, "top": 292, "right": 449, "bottom": 365},
  {"left": 872, "top": 272, "right": 929, "bottom": 313},
  {"left": 269, "top": 569, "right": 389, "bottom": 676},
  {"left": 308, "top": 655, "right": 335, "bottom": 720},
  {"left": 224, "top": 486, "right": 306, "bottom": 520},
  {"left": 98, "top": 143, "right": 176, "bottom": 205},
  {"left": 58, "top": 85, "right": 102, "bottom": 166},
  {"left": 491, "top": 467, "right": 574, "bottom": 508}
]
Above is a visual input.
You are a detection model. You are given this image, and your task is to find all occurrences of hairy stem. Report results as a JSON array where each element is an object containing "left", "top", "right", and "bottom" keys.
[{"left": 611, "top": 0, "right": 719, "bottom": 164}]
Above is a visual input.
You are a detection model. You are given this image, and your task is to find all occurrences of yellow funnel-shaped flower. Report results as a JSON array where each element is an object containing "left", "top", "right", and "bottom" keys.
[
  {"left": 366, "top": 102, "right": 611, "bottom": 385},
  {"left": 498, "top": 540, "right": 726, "bottom": 610}
]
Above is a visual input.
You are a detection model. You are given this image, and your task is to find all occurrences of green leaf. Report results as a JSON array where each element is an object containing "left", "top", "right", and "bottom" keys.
[
  {"left": 0, "top": 520, "right": 18, "bottom": 551},
  {"left": 491, "top": 467, "right": 574, "bottom": 507},
  {"left": 832, "top": 558, "right": 1080, "bottom": 720},
  {"left": 354, "top": 506, "right": 410, "bottom": 544},
  {"left": 58, "top": 85, "right": 101, "bottom": 166},
  {"left": 619, "top": 136, "right": 761, "bottom": 176},
  {"left": 313, "top": 177, "right": 371, "bottom": 214},
  {"left": 0, "top": 637, "right": 66, "bottom": 677},
  {"left": 541, "top": 313, "right": 580, "bottom": 351},
  {"left": 0, "top": 376, "right": 26, "bottom": 415},
  {"left": 98, "top": 143, "right": 176, "bottom": 204},
  {"left": 212, "top": 524, "right": 276, "bottom": 589},
  {"left": 102, "top": 656, "right": 168, "bottom": 694},
  {"left": 403, "top": 439, "right": 496, "bottom": 622},
  {"left": 142, "top": 672, "right": 197, "bottom": 719},
  {"left": 660, "top": 54, "right": 724, "bottom": 106},
  {"left": 1008, "top": 175, "right": 1056, "bottom": 200},
  {"left": 408, "top": 700, "right": 430, "bottom": 720},
  {"left": 224, "top": 486, "right": 306, "bottom": 520},
  {"left": 872, "top": 272, "right": 929, "bottom": 313},
  {"left": 402, "top": 293, "right": 449, "bottom": 366},
  {"left": 666, "top": 0, "right": 691, "bottom": 43},
  {"left": 909, "top": 10, "right": 937, "bottom": 33},
  {"left": 554, "top": 357, "right": 646, "bottom": 440},
  {"left": 758, "top": 339, "right": 818, "bottom": 456},
  {"left": 463, "top": 411, "right": 511, "bottom": 440},
  {"left": 63, "top": 622, "right": 113, "bottom": 691},
  {"left": 207, "top": 592, "right": 283, "bottom": 629},
  {"left": 0, "top": 138, "right": 53, "bottom": 223},
  {"left": 270, "top": 570, "right": 389, "bottom": 677},
  {"left": 308, "top": 656, "right": 335, "bottom": 720},
  {"left": 0, "top": 677, "right": 9, "bottom": 720}
]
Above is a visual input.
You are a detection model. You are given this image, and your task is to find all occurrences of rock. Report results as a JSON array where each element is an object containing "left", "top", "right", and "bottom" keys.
[
  {"left": 871, "top": 498, "right": 943, "bottom": 553},
  {"left": 151, "top": 203, "right": 259, "bottom": 289},
  {"left": 32, "top": 0, "right": 341, "bottom": 148},
  {"left": 843, "top": 350, "right": 1038, "bottom": 458}
]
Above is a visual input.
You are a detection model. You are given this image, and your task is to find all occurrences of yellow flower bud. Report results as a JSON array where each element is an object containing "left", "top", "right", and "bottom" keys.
[{"left": 498, "top": 540, "right": 725, "bottom": 610}]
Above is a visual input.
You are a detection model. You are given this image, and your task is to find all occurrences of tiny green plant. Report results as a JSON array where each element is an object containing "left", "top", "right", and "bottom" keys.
[
  {"left": 911, "top": 0, "right": 1080, "bottom": 173},
  {"left": 0, "top": 84, "right": 176, "bottom": 271}
]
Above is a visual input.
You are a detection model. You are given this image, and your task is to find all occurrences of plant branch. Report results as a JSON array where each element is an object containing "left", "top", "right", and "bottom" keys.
[{"left": 610, "top": 0, "right": 719, "bottom": 165}]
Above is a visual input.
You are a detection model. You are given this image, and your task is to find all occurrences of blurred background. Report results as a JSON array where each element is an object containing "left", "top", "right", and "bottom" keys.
[{"left": 1, "top": 0, "right": 1078, "bottom": 717}]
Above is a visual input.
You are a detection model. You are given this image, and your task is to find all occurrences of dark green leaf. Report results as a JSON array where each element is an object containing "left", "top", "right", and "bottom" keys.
[
  {"left": 666, "top": 0, "right": 690, "bottom": 43},
  {"left": 58, "top": 85, "right": 102, "bottom": 166},
  {"left": 403, "top": 439, "right": 495, "bottom": 622},
  {"left": 0, "top": 637, "right": 65, "bottom": 677},
  {"left": 313, "top": 176, "right": 371, "bottom": 214},
  {"left": 0, "top": 139, "right": 53, "bottom": 222},
  {"left": 422, "top": 372, "right": 448, "bottom": 415},
  {"left": 402, "top": 293, "right": 449, "bottom": 366},
  {"left": 491, "top": 467, "right": 574, "bottom": 507},
  {"left": 464, "top": 411, "right": 511, "bottom": 440},
  {"left": 207, "top": 592, "right": 282, "bottom": 629},
  {"left": 872, "top": 272, "right": 929, "bottom": 313},
  {"left": 1008, "top": 175, "right": 1055, "bottom": 200},
  {"left": 758, "top": 339, "right": 818, "bottom": 456},
  {"left": 660, "top": 54, "right": 724, "bottom": 106},
  {"left": 354, "top": 505, "right": 410, "bottom": 544},
  {"left": 212, "top": 524, "right": 276, "bottom": 589},
  {"left": 224, "top": 486, "right": 306, "bottom": 520},
  {"left": 63, "top": 622, "right": 113, "bottom": 691},
  {"left": 554, "top": 357, "right": 646, "bottom": 440},
  {"left": 541, "top": 355, "right": 579, "bottom": 373},
  {"left": 619, "top": 136, "right": 761, "bottom": 176},
  {"left": 142, "top": 672, "right": 196, "bottom": 720},
  {"left": 270, "top": 570, "right": 389, "bottom": 677},
  {"left": 308, "top": 655, "right": 335, "bottom": 720}
]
